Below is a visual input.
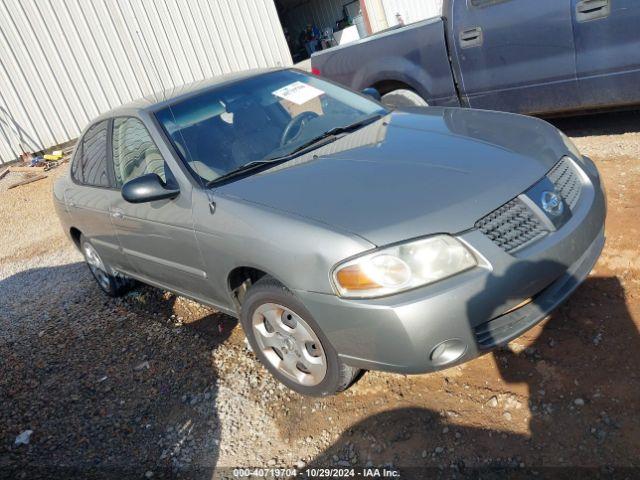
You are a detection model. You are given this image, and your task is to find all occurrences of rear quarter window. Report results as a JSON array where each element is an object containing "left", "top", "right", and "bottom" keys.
[{"left": 71, "top": 120, "right": 111, "bottom": 187}]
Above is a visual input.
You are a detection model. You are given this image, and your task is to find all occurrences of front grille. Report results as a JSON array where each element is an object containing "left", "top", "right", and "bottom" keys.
[
  {"left": 548, "top": 157, "right": 581, "bottom": 210},
  {"left": 475, "top": 198, "right": 548, "bottom": 253},
  {"left": 477, "top": 158, "right": 583, "bottom": 253}
]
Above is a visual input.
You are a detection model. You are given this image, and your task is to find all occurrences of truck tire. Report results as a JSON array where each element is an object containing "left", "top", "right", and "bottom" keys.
[
  {"left": 241, "top": 276, "right": 361, "bottom": 396},
  {"left": 381, "top": 89, "right": 429, "bottom": 108}
]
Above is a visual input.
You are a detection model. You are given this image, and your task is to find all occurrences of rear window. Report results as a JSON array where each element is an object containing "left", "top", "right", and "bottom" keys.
[{"left": 71, "top": 120, "right": 110, "bottom": 187}]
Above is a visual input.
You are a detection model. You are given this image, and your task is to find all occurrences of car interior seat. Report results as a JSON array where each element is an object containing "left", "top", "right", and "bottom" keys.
[{"left": 231, "top": 103, "right": 281, "bottom": 165}]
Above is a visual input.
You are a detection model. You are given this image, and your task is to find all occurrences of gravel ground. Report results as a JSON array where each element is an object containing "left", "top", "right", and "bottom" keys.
[
  {"left": 1, "top": 111, "right": 639, "bottom": 479},
  {"left": 0, "top": 172, "right": 30, "bottom": 193}
]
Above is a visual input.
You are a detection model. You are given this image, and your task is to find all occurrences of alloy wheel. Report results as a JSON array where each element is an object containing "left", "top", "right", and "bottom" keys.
[
  {"left": 252, "top": 303, "right": 327, "bottom": 386},
  {"left": 83, "top": 242, "right": 111, "bottom": 291}
]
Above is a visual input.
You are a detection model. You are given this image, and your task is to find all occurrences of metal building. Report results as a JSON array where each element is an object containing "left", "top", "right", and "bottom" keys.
[
  {"left": 378, "top": 0, "right": 443, "bottom": 28},
  {"left": 275, "top": 0, "right": 442, "bottom": 58},
  {"left": 0, "top": 0, "right": 292, "bottom": 164}
]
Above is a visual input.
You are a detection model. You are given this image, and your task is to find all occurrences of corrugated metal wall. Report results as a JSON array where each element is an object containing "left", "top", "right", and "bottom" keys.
[
  {"left": 0, "top": 0, "right": 292, "bottom": 164},
  {"left": 381, "top": 0, "right": 442, "bottom": 27},
  {"left": 364, "top": 0, "right": 389, "bottom": 33}
]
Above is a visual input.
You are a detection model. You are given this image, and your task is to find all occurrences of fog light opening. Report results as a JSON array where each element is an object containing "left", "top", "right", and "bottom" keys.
[{"left": 430, "top": 339, "right": 467, "bottom": 367}]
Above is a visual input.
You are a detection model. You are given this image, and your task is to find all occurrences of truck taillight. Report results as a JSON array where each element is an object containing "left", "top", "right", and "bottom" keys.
[{"left": 311, "top": 67, "right": 321, "bottom": 76}]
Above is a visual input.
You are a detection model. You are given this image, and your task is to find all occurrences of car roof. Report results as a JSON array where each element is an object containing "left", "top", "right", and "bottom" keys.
[{"left": 93, "top": 67, "right": 287, "bottom": 121}]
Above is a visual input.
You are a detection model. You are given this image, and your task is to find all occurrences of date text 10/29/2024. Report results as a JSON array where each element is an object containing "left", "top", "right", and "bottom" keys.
[{"left": 233, "top": 467, "right": 401, "bottom": 478}]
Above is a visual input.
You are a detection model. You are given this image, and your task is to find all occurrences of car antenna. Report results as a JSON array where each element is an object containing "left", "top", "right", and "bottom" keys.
[
  {"left": 135, "top": 30, "right": 167, "bottom": 103},
  {"left": 134, "top": 31, "right": 207, "bottom": 190}
]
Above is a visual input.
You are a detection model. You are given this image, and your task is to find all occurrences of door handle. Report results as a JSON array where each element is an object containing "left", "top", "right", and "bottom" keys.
[
  {"left": 111, "top": 209, "right": 124, "bottom": 219},
  {"left": 576, "top": 0, "right": 610, "bottom": 22},
  {"left": 459, "top": 27, "right": 483, "bottom": 48}
]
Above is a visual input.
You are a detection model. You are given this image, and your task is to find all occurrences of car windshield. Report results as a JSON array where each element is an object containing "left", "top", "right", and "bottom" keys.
[{"left": 155, "top": 70, "right": 388, "bottom": 184}]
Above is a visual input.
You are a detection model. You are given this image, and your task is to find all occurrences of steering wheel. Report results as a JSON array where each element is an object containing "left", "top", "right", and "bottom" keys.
[{"left": 280, "top": 111, "right": 320, "bottom": 147}]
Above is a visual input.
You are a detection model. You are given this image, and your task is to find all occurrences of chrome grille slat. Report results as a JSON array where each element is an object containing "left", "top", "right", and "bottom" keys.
[
  {"left": 476, "top": 158, "right": 583, "bottom": 254},
  {"left": 547, "top": 157, "right": 581, "bottom": 210},
  {"left": 475, "top": 198, "right": 548, "bottom": 253}
]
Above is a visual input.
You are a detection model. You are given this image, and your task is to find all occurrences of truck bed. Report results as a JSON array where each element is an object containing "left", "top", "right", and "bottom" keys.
[{"left": 311, "top": 18, "right": 460, "bottom": 107}]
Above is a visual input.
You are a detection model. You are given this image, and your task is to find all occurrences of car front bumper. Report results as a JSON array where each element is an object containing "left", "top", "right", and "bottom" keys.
[{"left": 295, "top": 157, "right": 606, "bottom": 374}]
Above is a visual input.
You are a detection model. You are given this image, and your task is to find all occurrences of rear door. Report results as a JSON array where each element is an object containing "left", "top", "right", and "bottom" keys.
[
  {"left": 572, "top": 0, "right": 640, "bottom": 109},
  {"left": 451, "top": 0, "right": 578, "bottom": 114},
  {"left": 108, "top": 116, "right": 210, "bottom": 300},
  {"left": 66, "top": 120, "right": 126, "bottom": 271}
]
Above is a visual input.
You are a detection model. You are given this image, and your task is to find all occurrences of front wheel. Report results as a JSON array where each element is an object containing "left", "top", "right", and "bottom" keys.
[
  {"left": 241, "top": 277, "right": 360, "bottom": 396},
  {"left": 381, "top": 89, "right": 428, "bottom": 109},
  {"left": 81, "top": 235, "right": 135, "bottom": 297}
]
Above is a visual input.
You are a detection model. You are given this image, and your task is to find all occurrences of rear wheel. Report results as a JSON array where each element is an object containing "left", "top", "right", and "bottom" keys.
[
  {"left": 81, "top": 235, "right": 135, "bottom": 297},
  {"left": 381, "top": 89, "right": 428, "bottom": 108},
  {"left": 241, "top": 277, "right": 360, "bottom": 396}
]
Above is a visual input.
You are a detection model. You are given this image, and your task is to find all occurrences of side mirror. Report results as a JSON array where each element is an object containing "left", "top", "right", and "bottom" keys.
[
  {"left": 121, "top": 173, "right": 180, "bottom": 204},
  {"left": 361, "top": 87, "right": 382, "bottom": 102}
]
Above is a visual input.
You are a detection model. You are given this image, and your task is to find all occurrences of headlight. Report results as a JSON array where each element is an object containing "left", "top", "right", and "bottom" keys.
[{"left": 332, "top": 235, "right": 477, "bottom": 298}]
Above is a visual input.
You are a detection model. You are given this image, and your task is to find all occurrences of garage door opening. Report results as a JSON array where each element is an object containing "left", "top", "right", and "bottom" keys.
[{"left": 274, "top": 0, "right": 369, "bottom": 64}]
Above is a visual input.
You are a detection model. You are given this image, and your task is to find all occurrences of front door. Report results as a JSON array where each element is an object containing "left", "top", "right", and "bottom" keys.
[
  {"left": 572, "top": 0, "right": 640, "bottom": 109},
  {"left": 108, "top": 116, "right": 210, "bottom": 300},
  {"left": 451, "top": 0, "right": 578, "bottom": 114}
]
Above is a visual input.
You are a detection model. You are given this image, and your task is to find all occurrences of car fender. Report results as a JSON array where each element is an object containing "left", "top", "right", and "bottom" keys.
[{"left": 192, "top": 192, "right": 376, "bottom": 308}]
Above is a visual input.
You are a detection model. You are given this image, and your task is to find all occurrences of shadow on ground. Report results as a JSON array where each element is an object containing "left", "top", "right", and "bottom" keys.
[
  {"left": 0, "top": 262, "right": 236, "bottom": 479},
  {"left": 548, "top": 109, "right": 640, "bottom": 138},
  {"left": 309, "top": 274, "right": 640, "bottom": 477}
]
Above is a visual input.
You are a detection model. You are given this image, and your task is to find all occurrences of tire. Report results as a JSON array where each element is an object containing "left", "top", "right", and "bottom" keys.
[
  {"left": 381, "top": 89, "right": 429, "bottom": 109},
  {"left": 241, "top": 277, "right": 360, "bottom": 396},
  {"left": 81, "top": 235, "right": 135, "bottom": 297}
]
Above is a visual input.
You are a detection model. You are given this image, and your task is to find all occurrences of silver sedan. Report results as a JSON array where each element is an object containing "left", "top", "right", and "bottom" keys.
[{"left": 54, "top": 69, "right": 606, "bottom": 396}]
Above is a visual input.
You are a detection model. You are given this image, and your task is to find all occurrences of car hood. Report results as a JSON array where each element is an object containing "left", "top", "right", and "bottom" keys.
[{"left": 218, "top": 107, "right": 570, "bottom": 246}]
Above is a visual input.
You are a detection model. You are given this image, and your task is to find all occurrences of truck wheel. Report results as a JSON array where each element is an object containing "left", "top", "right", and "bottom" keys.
[
  {"left": 381, "top": 89, "right": 428, "bottom": 108},
  {"left": 241, "top": 277, "right": 361, "bottom": 396},
  {"left": 81, "top": 235, "right": 135, "bottom": 297}
]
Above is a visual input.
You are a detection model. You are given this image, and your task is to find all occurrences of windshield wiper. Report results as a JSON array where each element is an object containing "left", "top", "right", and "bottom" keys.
[
  {"left": 206, "top": 113, "right": 384, "bottom": 187},
  {"left": 206, "top": 138, "right": 338, "bottom": 187},
  {"left": 268, "top": 113, "right": 385, "bottom": 160},
  {"left": 324, "top": 113, "right": 384, "bottom": 137},
  {"left": 206, "top": 159, "right": 286, "bottom": 187}
]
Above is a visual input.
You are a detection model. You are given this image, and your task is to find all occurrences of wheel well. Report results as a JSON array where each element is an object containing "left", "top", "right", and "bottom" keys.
[
  {"left": 69, "top": 227, "right": 82, "bottom": 250},
  {"left": 371, "top": 80, "right": 416, "bottom": 97},
  {"left": 228, "top": 267, "right": 268, "bottom": 311}
]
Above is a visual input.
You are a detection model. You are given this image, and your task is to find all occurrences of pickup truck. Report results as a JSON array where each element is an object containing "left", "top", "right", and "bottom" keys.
[{"left": 311, "top": 0, "right": 640, "bottom": 115}]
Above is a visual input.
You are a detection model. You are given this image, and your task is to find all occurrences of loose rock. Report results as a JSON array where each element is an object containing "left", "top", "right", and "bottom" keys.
[{"left": 14, "top": 430, "right": 33, "bottom": 446}]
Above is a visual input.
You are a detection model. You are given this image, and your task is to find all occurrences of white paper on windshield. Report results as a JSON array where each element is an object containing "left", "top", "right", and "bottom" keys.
[{"left": 272, "top": 81, "right": 324, "bottom": 105}]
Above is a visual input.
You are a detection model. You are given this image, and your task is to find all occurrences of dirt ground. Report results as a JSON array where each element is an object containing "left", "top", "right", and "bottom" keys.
[{"left": 1, "top": 110, "right": 639, "bottom": 479}]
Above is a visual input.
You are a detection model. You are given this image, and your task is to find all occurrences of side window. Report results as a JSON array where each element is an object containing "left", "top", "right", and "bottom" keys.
[
  {"left": 112, "top": 117, "right": 167, "bottom": 187},
  {"left": 72, "top": 120, "right": 110, "bottom": 187}
]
